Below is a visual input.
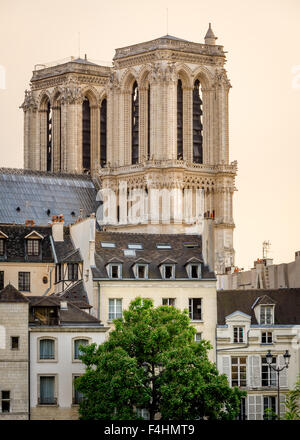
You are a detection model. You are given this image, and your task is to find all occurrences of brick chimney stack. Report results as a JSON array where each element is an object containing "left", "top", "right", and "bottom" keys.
[{"left": 52, "top": 214, "right": 64, "bottom": 242}]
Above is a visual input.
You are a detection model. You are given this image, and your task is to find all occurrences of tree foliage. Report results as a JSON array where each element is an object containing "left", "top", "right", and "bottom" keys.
[
  {"left": 285, "top": 376, "right": 300, "bottom": 420},
  {"left": 75, "top": 298, "right": 245, "bottom": 420}
]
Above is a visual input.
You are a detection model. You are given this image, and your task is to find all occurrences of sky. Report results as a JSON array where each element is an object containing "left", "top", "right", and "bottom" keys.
[{"left": 0, "top": 0, "right": 299, "bottom": 270}]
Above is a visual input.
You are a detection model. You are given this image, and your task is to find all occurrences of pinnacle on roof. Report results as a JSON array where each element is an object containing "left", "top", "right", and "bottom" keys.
[{"left": 204, "top": 23, "right": 217, "bottom": 45}]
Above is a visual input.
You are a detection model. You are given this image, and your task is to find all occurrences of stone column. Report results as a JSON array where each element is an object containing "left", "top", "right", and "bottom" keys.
[
  {"left": 23, "top": 110, "right": 30, "bottom": 169},
  {"left": 90, "top": 105, "right": 100, "bottom": 174},
  {"left": 183, "top": 86, "right": 193, "bottom": 162},
  {"left": 52, "top": 105, "right": 61, "bottom": 172},
  {"left": 39, "top": 109, "right": 47, "bottom": 171},
  {"left": 139, "top": 86, "right": 148, "bottom": 161}
]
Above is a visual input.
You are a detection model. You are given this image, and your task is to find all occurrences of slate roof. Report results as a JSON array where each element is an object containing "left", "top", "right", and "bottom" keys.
[
  {"left": 28, "top": 296, "right": 101, "bottom": 325},
  {"left": 53, "top": 280, "right": 91, "bottom": 308},
  {"left": 0, "top": 168, "right": 99, "bottom": 226},
  {"left": 92, "top": 231, "right": 215, "bottom": 280},
  {"left": 217, "top": 289, "right": 300, "bottom": 325},
  {"left": 0, "top": 224, "right": 53, "bottom": 263},
  {"left": 0, "top": 283, "right": 29, "bottom": 303},
  {"left": 52, "top": 228, "right": 82, "bottom": 263}
]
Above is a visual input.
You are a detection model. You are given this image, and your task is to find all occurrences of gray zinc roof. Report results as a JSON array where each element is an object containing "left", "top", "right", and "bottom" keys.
[{"left": 0, "top": 168, "right": 100, "bottom": 226}]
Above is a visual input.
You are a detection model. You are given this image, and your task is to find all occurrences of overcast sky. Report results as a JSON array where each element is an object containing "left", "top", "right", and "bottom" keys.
[{"left": 0, "top": 0, "right": 299, "bottom": 270}]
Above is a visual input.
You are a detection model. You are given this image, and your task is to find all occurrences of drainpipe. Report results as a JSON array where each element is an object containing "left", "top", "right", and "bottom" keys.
[
  {"left": 98, "top": 282, "right": 101, "bottom": 321},
  {"left": 28, "top": 328, "right": 31, "bottom": 420}
]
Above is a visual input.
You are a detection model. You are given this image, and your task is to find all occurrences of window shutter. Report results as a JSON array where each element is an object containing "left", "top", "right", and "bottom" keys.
[
  {"left": 221, "top": 355, "right": 231, "bottom": 385},
  {"left": 249, "top": 355, "right": 261, "bottom": 388},
  {"left": 248, "top": 395, "right": 263, "bottom": 420},
  {"left": 280, "top": 393, "right": 286, "bottom": 417},
  {"left": 278, "top": 355, "right": 288, "bottom": 388}
]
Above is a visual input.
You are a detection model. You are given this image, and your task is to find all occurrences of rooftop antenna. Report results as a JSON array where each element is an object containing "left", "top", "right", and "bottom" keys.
[
  {"left": 78, "top": 32, "right": 81, "bottom": 58},
  {"left": 262, "top": 240, "right": 271, "bottom": 259},
  {"left": 166, "top": 8, "right": 168, "bottom": 35}
]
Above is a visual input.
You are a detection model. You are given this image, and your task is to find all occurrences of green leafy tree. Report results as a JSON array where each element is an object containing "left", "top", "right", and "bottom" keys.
[
  {"left": 285, "top": 376, "right": 300, "bottom": 420},
  {"left": 75, "top": 298, "right": 245, "bottom": 420}
]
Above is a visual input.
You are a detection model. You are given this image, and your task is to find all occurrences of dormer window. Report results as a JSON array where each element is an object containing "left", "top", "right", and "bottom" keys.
[
  {"left": 260, "top": 305, "right": 274, "bottom": 325},
  {"left": 161, "top": 264, "right": 175, "bottom": 279},
  {"left": 27, "top": 239, "right": 40, "bottom": 256},
  {"left": 134, "top": 264, "right": 148, "bottom": 279},
  {"left": 108, "top": 263, "right": 122, "bottom": 279},
  {"left": 187, "top": 263, "right": 201, "bottom": 279}
]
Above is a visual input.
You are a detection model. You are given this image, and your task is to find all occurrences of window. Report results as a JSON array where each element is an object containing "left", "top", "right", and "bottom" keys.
[
  {"left": 109, "top": 299, "right": 122, "bottom": 320},
  {"left": 1, "top": 391, "right": 10, "bottom": 413},
  {"left": 67, "top": 263, "right": 78, "bottom": 281},
  {"left": 162, "top": 264, "right": 175, "bottom": 279},
  {"left": 177, "top": 79, "right": 183, "bottom": 160},
  {"left": 0, "top": 271, "right": 3, "bottom": 290},
  {"left": 189, "top": 298, "right": 202, "bottom": 321},
  {"left": 231, "top": 357, "right": 247, "bottom": 387},
  {"left": 195, "top": 333, "right": 202, "bottom": 343},
  {"left": 0, "top": 239, "right": 5, "bottom": 256},
  {"left": 187, "top": 264, "right": 201, "bottom": 279},
  {"left": 39, "top": 339, "right": 55, "bottom": 360},
  {"left": 39, "top": 376, "right": 56, "bottom": 405},
  {"left": 193, "top": 79, "right": 203, "bottom": 164},
  {"left": 262, "top": 332, "right": 273, "bottom": 344},
  {"left": 132, "top": 81, "right": 139, "bottom": 164},
  {"left": 26, "top": 239, "right": 40, "bottom": 256},
  {"left": 162, "top": 298, "right": 175, "bottom": 307},
  {"left": 261, "top": 356, "right": 276, "bottom": 387},
  {"left": 135, "top": 264, "right": 148, "bottom": 279},
  {"left": 128, "top": 244, "right": 143, "bottom": 250},
  {"left": 82, "top": 97, "right": 91, "bottom": 171},
  {"left": 101, "top": 242, "right": 116, "bottom": 248},
  {"left": 109, "top": 264, "right": 122, "bottom": 279},
  {"left": 260, "top": 306, "right": 273, "bottom": 324},
  {"left": 233, "top": 327, "right": 244, "bottom": 343},
  {"left": 18, "top": 272, "right": 30, "bottom": 291},
  {"left": 74, "top": 339, "right": 89, "bottom": 360},
  {"left": 263, "top": 396, "right": 276, "bottom": 420},
  {"left": 100, "top": 98, "right": 107, "bottom": 167},
  {"left": 136, "top": 408, "right": 150, "bottom": 420},
  {"left": 73, "top": 376, "right": 84, "bottom": 404},
  {"left": 11, "top": 336, "right": 19, "bottom": 350},
  {"left": 237, "top": 397, "right": 247, "bottom": 420},
  {"left": 55, "top": 264, "right": 62, "bottom": 283},
  {"left": 156, "top": 243, "right": 171, "bottom": 249}
]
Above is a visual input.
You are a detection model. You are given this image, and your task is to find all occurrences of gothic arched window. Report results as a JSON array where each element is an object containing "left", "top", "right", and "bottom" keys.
[
  {"left": 177, "top": 79, "right": 183, "bottom": 160},
  {"left": 131, "top": 81, "right": 139, "bottom": 164},
  {"left": 100, "top": 98, "right": 107, "bottom": 167},
  {"left": 46, "top": 101, "right": 52, "bottom": 172},
  {"left": 82, "top": 97, "right": 91, "bottom": 172},
  {"left": 193, "top": 79, "right": 203, "bottom": 164}
]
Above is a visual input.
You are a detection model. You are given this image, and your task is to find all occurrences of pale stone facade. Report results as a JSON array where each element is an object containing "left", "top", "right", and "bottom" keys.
[
  {"left": 0, "top": 289, "right": 29, "bottom": 420},
  {"left": 21, "top": 27, "right": 237, "bottom": 275}
]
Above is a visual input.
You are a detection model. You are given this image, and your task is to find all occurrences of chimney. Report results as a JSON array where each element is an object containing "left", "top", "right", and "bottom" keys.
[
  {"left": 202, "top": 216, "right": 215, "bottom": 272},
  {"left": 52, "top": 214, "right": 64, "bottom": 242},
  {"left": 60, "top": 301, "right": 68, "bottom": 310},
  {"left": 25, "top": 219, "right": 35, "bottom": 227},
  {"left": 295, "top": 251, "right": 300, "bottom": 261}
]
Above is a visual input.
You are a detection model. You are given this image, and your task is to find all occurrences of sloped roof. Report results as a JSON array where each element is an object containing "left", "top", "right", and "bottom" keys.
[
  {"left": 58, "top": 280, "right": 90, "bottom": 306},
  {"left": 217, "top": 289, "right": 300, "bottom": 325},
  {"left": 92, "top": 231, "right": 215, "bottom": 280},
  {"left": 0, "top": 283, "right": 29, "bottom": 303},
  {"left": 0, "top": 168, "right": 99, "bottom": 226},
  {"left": 52, "top": 228, "right": 82, "bottom": 263}
]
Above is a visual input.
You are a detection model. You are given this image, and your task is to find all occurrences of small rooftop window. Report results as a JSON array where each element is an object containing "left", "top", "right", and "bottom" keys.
[
  {"left": 156, "top": 244, "right": 172, "bottom": 249},
  {"left": 101, "top": 242, "right": 116, "bottom": 248},
  {"left": 124, "top": 249, "right": 136, "bottom": 256},
  {"left": 183, "top": 242, "right": 199, "bottom": 248},
  {"left": 128, "top": 244, "right": 143, "bottom": 250}
]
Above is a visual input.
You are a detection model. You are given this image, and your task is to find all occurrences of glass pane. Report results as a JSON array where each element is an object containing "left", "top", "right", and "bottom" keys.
[
  {"left": 40, "top": 339, "right": 54, "bottom": 359},
  {"left": 40, "top": 377, "right": 55, "bottom": 404}
]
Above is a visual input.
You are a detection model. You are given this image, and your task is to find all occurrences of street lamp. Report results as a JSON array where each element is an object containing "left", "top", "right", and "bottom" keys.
[{"left": 266, "top": 350, "right": 291, "bottom": 419}]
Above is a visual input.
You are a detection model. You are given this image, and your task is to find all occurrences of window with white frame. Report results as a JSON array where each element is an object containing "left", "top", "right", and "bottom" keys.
[
  {"left": 74, "top": 339, "right": 89, "bottom": 360},
  {"left": 39, "top": 338, "right": 55, "bottom": 360},
  {"left": 263, "top": 396, "right": 276, "bottom": 419},
  {"left": 135, "top": 264, "right": 148, "bottom": 279},
  {"left": 67, "top": 263, "right": 78, "bottom": 281},
  {"left": 195, "top": 332, "right": 202, "bottom": 343},
  {"left": 188, "top": 298, "right": 202, "bottom": 320},
  {"left": 18, "top": 271, "right": 30, "bottom": 291},
  {"left": 1, "top": 391, "right": 10, "bottom": 412},
  {"left": 187, "top": 264, "right": 201, "bottom": 279},
  {"left": 261, "top": 356, "right": 276, "bottom": 386},
  {"left": 161, "top": 264, "right": 175, "bottom": 279},
  {"left": 136, "top": 408, "right": 150, "bottom": 420},
  {"left": 237, "top": 397, "right": 247, "bottom": 420},
  {"left": 231, "top": 357, "right": 247, "bottom": 387},
  {"left": 261, "top": 331, "right": 273, "bottom": 344},
  {"left": 260, "top": 306, "right": 273, "bottom": 324},
  {"left": 26, "top": 239, "right": 40, "bottom": 256},
  {"left": 233, "top": 327, "right": 244, "bottom": 343},
  {"left": 162, "top": 298, "right": 175, "bottom": 307},
  {"left": 109, "top": 264, "right": 122, "bottom": 279},
  {"left": 109, "top": 299, "right": 122, "bottom": 320},
  {"left": 39, "top": 376, "right": 56, "bottom": 405}
]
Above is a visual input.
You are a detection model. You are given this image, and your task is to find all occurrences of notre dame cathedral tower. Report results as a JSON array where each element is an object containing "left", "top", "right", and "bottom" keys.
[{"left": 21, "top": 24, "right": 237, "bottom": 275}]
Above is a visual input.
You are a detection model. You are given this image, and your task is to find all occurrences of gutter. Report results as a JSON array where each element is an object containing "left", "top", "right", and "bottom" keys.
[{"left": 216, "top": 328, "right": 251, "bottom": 353}]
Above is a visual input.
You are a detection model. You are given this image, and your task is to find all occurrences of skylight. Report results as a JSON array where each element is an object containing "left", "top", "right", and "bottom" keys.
[
  {"left": 128, "top": 244, "right": 143, "bottom": 250},
  {"left": 124, "top": 249, "right": 136, "bottom": 256},
  {"left": 101, "top": 242, "right": 116, "bottom": 248},
  {"left": 156, "top": 244, "right": 172, "bottom": 249},
  {"left": 183, "top": 243, "right": 199, "bottom": 248}
]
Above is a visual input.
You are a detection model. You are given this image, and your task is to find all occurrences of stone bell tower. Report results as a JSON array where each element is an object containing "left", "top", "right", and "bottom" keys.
[{"left": 21, "top": 25, "right": 237, "bottom": 274}]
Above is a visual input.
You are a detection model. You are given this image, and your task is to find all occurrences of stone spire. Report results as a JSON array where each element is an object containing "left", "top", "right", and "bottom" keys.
[{"left": 204, "top": 23, "right": 217, "bottom": 45}]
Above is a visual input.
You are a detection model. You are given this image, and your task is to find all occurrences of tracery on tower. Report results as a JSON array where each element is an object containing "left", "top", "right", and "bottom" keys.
[
  {"left": 131, "top": 81, "right": 139, "bottom": 164},
  {"left": 192, "top": 79, "right": 203, "bottom": 164}
]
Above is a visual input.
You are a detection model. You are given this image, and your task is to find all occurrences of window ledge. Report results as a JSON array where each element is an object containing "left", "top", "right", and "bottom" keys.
[
  {"left": 36, "top": 404, "right": 59, "bottom": 407},
  {"left": 190, "top": 320, "right": 203, "bottom": 323}
]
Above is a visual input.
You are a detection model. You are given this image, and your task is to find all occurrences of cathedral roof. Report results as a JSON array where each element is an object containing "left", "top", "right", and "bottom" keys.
[{"left": 0, "top": 168, "right": 100, "bottom": 226}]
